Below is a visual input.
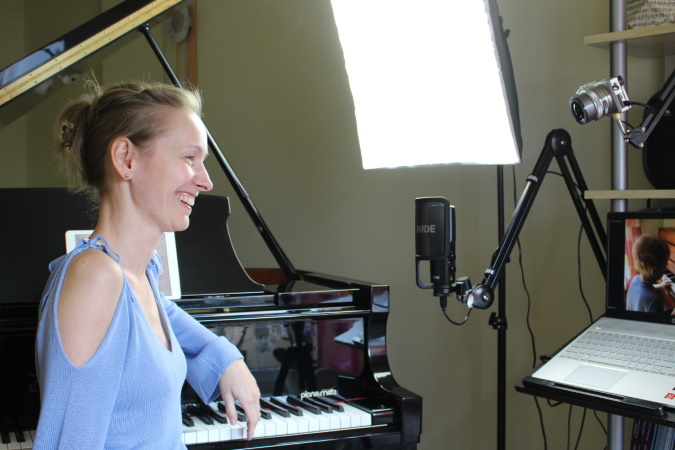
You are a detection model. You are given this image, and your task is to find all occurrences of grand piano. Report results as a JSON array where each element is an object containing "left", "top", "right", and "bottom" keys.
[{"left": 0, "top": 1, "right": 422, "bottom": 449}]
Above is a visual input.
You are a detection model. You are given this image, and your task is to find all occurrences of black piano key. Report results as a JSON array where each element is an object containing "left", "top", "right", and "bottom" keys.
[
  {"left": 181, "top": 404, "right": 195, "bottom": 427},
  {"left": 187, "top": 404, "right": 214, "bottom": 425},
  {"left": 303, "top": 397, "right": 332, "bottom": 413},
  {"left": 286, "top": 395, "right": 321, "bottom": 415},
  {"left": 217, "top": 401, "right": 246, "bottom": 423},
  {"left": 247, "top": 403, "right": 272, "bottom": 419},
  {"left": 181, "top": 413, "right": 194, "bottom": 427},
  {"left": 232, "top": 403, "right": 248, "bottom": 422},
  {"left": 327, "top": 394, "right": 373, "bottom": 414},
  {"left": 318, "top": 396, "right": 344, "bottom": 412},
  {"left": 270, "top": 397, "right": 303, "bottom": 416},
  {"left": 199, "top": 404, "right": 226, "bottom": 424},
  {"left": 1, "top": 430, "right": 9, "bottom": 444},
  {"left": 15, "top": 430, "right": 25, "bottom": 443},
  {"left": 260, "top": 398, "right": 290, "bottom": 418}
]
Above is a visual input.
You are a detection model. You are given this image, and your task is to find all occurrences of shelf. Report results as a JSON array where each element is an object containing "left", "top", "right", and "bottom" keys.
[
  {"left": 585, "top": 23, "right": 675, "bottom": 57},
  {"left": 584, "top": 189, "right": 675, "bottom": 199}
]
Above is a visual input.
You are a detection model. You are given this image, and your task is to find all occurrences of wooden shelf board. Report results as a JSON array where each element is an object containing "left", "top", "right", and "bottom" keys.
[
  {"left": 585, "top": 24, "right": 675, "bottom": 57},
  {"left": 585, "top": 190, "right": 675, "bottom": 199}
]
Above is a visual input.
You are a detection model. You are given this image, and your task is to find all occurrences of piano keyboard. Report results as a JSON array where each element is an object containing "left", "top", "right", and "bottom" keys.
[
  {"left": 0, "top": 430, "right": 34, "bottom": 450},
  {"left": 0, "top": 397, "right": 376, "bottom": 449},
  {"left": 182, "top": 396, "right": 375, "bottom": 446}
]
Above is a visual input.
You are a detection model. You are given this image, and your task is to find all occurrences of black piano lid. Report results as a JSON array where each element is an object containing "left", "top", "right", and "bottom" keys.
[
  {"left": 0, "top": 188, "right": 264, "bottom": 306},
  {"left": 0, "top": 0, "right": 193, "bottom": 128}
]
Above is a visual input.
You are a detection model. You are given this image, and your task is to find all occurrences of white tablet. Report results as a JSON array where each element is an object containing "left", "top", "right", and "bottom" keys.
[{"left": 64, "top": 230, "right": 182, "bottom": 300}]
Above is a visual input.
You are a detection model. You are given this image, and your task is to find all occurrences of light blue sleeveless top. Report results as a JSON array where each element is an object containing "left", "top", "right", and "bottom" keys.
[{"left": 34, "top": 237, "right": 243, "bottom": 449}]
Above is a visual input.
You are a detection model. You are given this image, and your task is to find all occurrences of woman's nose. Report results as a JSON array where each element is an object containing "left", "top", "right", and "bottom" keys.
[{"left": 196, "top": 164, "right": 213, "bottom": 192}]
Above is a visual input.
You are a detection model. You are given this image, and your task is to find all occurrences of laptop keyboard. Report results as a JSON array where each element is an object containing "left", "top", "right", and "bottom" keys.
[{"left": 559, "top": 330, "right": 675, "bottom": 376}]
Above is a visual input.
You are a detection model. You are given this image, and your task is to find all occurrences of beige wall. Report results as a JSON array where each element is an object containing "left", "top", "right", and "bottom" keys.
[
  {"left": 0, "top": 1, "right": 27, "bottom": 186},
  {"left": 0, "top": 0, "right": 670, "bottom": 448}
]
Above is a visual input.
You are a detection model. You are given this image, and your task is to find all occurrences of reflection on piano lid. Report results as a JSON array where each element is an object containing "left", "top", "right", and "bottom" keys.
[{"left": 0, "top": 0, "right": 193, "bottom": 128}]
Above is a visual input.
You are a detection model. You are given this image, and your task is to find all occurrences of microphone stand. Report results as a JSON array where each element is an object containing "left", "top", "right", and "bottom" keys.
[
  {"left": 460, "top": 129, "right": 607, "bottom": 449},
  {"left": 462, "top": 129, "right": 607, "bottom": 308}
]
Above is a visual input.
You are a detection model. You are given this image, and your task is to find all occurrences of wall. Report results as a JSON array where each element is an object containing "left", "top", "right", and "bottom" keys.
[
  {"left": 0, "top": 0, "right": 668, "bottom": 448},
  {"left": 0, "top": 1, "right": 27, "bottom": 187}
]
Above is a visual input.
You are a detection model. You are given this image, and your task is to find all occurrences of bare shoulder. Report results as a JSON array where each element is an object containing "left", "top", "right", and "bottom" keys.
[{"left": 57, "top": 249, "right": 125, "bottom": 366}]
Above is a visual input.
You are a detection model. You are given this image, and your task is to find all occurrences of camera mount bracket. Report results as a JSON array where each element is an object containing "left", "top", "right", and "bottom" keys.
[{"left": 624, "top": 67, "right": 675, "bottom": 149}]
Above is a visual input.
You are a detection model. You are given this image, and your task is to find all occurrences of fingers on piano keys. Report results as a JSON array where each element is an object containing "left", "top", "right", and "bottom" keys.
[
  {"left": 0, "top": 429, "right": 35, "bottom": 450},
  {"left": 181, "top": 396, "right": 373, "bottom": 445}
]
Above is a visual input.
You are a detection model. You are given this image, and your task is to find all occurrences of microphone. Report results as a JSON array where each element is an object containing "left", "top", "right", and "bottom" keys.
[{"left": 415, "top": 197, "right": 456, "bottom": 298}]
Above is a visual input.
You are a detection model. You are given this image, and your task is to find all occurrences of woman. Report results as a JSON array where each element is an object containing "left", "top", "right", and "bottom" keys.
[{"left": 34, "top": 81, "right": 261, "bottom": 448}]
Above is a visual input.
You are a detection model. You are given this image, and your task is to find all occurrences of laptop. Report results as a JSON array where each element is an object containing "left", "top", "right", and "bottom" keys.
[{"left": 523, "top": 210, "right": 675, "bottom": 416}]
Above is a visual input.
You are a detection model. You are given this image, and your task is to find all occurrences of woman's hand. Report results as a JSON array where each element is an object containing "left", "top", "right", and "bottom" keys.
[{"left": 218, "top": 358, "right": 261, "bottom": 440}]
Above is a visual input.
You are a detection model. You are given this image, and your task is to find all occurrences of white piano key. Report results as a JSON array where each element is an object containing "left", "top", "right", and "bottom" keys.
[
  {"left": 179, "top": 395, "right": 376, "bottom": 446},
  {"left": 333, "top": 408, "right": 352, "bottom": 428},
  {"left": 251, "top": 419, "right": 265, "bottom": 439},
  {"left": 190, "top": 417, "right": 209, "bottom": 444},
  {"left": 303, "top": 410, "right": 322, "bottom": 433},
  {"left": 21, "top": 430, "right": 34, "bottom": 450},
  {"left": 343, "top": 402, "right": 372, "bottom": 427},
  {"left": 182, "top": 425, "right": 197, "bottom": 445},
  {"left": 206, "top": 402, "right": 244, "bottom": 441},
  {"left": 6, "top": 432, "right": 21, "bottom": 450},
  {"left": 192, "top": 417, "right": 220, "bottom": 443},
  {"left": 257, "top": 414, "right": 277, "bottom": 438},
  {"left": 326, "top": 412, "right": 342, "bottom": 430},
  {"left": 294, "top": 414, "right": 311, "bottom": 434},
  {"left": 305, "top": 410, "right": 330, "bottom": 432},
  {"left": 264, "top": 413, "right": 287, "bottom": 436},
  {"left": 269, "top": 411, "right": 297, "bottom": 435}
]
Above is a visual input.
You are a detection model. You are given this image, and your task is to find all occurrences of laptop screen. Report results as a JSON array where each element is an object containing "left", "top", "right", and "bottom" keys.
[{"left": 606, "top": 210, "right": 675, "bottom": 324}]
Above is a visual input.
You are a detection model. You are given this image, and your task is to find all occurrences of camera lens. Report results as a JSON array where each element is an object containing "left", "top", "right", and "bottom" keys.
[
  {"left": 570, "top": 97, "right": 591, "bottom": 124},
  {"left": 569, "top": 84, "right": 612, "bottom": 124}
]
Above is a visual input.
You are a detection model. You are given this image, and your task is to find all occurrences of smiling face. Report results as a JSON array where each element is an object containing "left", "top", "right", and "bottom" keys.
[{"left": 131, "top": 107, "right": 213, "bottom": 233}]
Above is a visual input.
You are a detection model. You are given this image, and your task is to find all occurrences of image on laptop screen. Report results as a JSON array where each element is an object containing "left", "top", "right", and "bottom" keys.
[{"left": 606, "top": 211, "right": 675, "bottom": 324}]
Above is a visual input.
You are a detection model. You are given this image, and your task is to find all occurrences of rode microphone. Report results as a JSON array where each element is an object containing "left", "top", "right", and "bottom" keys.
[{"left": 415, "top": 197, "right": 456, "bottom": 298}]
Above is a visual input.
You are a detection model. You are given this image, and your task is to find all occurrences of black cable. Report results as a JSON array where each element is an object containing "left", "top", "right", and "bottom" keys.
[
  {"left": 626, "top": 100, "right": 658, "bottom": 112},
  {"left": 519, "top": 239, "right": 538, "bottom": 368},
  {"left": 573, "top": 408, "right": 587, "bottom": 450},
  {"left": 534, "top": 397, "right": 548, "bottom": 450},
  {"left": 567, "top": 404, "right": 573, "bottom": 450},
  {"left": 439, "top": 296, "right": 472, "bottom": 325},
  {"left": 577, "top": 213, "right": 595, "bottom": 323},
  {"left": 512, "top": 168, "right": 537, "bottom": 368},
  {"left": 512, "top": 166, "right": 549, "bottom": 448},
  {"left": 593, "top": 410, "right": 607, "bottom": 436},
  {"left": 521, "top": 169, "right": 608, "bottom": 447}
]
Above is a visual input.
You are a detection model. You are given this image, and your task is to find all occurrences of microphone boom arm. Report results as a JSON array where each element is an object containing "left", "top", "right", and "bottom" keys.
[{"left": 462, "top": 129, "right": 607, "bottom": 309}]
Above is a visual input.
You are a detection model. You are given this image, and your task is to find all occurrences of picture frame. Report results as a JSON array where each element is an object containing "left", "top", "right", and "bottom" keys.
[{"left": 64, "top": 230, "right": 182, "bottom": 300}]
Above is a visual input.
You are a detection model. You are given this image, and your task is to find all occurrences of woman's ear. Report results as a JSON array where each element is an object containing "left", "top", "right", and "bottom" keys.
[{"left": 110, "top": 137, "right": 135, "bottom": 180}]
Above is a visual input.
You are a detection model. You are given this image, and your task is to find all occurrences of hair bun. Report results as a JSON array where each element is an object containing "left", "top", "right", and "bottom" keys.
[{"left": 61, "top": 124, "right": 74, "bottom": 149}]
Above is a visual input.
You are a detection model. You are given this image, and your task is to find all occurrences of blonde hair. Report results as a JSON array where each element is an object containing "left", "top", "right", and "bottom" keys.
[{"left": 55, "top": 80, "right": 203, "bottom": 201}]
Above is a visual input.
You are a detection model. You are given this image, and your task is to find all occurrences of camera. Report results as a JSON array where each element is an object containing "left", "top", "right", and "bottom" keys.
[{"left": 570, "top": 76, "right": 630, "bottom": 124}]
